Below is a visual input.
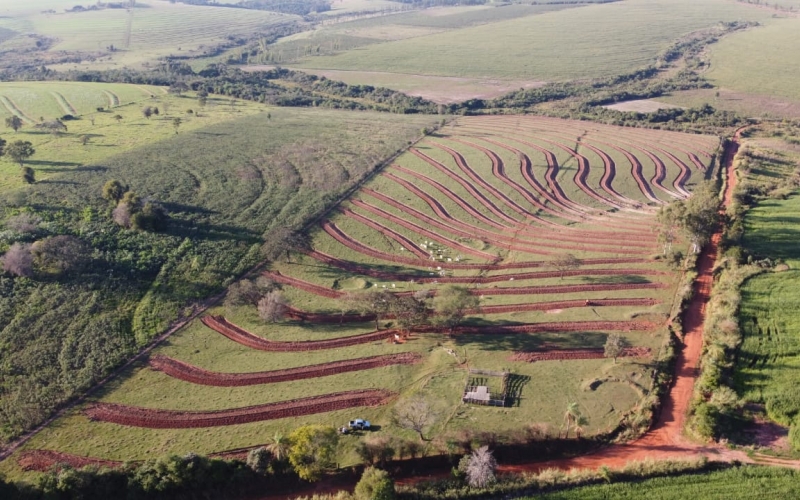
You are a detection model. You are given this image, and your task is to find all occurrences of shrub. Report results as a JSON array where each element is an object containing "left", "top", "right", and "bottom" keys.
[
  {"left": 1, "top": 242, "right": 33, "bottom": 277},
  {"left": 766, "top": 387, "right": 800, "bottom": 426},
  {"left": 246, "top": 447, "right": 272, "bottom": 475},
  {"left": 465, "top": 446, "right": 497, "bottom": 488},
  {"left": 789, "top": 423, "right": 800, "bottom": 451},
  {"left": 355, "top": 467, "right": 395, "bottom": 500}
]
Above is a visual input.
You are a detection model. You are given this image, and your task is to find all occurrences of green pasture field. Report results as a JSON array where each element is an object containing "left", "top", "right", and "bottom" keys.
[
  {"left": 0, "top": 0, "right": 296, "bottom": 70},
  {"left": 742, "top": 195, "right": 800, "bottom": 268},
  {"left": 530, "top": 465, "right": 800, "bottom": 499},
  {"left": 707, "top": 18, "right": 800, "bottom": 103},
  {"left": 0, "top": 81, "right": 163, "bottom": 125},
  {"left": 294, "top": 0, "right": 774, "bottom": 82},
  {"left": 658, "top": 89, "right": 800, "bottom": 121}
]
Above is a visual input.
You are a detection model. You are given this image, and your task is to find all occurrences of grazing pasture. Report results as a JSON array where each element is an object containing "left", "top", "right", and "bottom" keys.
[
  {"left": 294, "top": 0, "right": 773, "bottom": 81},
  {"left": 707, "top": 19, "right": 800, "bottom": 102},
  {"left": 2, "top": 115, "right": 719, "bottom": 476}
]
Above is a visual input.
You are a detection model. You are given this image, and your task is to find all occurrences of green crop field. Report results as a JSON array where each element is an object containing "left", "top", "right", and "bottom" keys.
[
  {"left": 531, "top": 466, "right": 800, "bottom": 499},
  {"left": 707, "top": 19, "right": 800, "bottom": 102},
  {"left": 294, "top": 0, "right": 773, "bottom": 81}
]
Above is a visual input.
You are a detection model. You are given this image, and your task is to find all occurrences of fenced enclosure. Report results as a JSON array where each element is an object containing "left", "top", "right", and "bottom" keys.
[{"left": 462, "top": 368, "right": 510, "bottom": 407}]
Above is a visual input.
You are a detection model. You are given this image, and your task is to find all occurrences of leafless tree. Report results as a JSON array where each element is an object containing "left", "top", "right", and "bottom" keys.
[
  {"left": 465, "top": 446, "right": 497, "bottom": 488},
  {"left": 1, "top": 242, "right": 33, "bottom": 277},
  {"left": 604, "top": 333, "right": 625, "bottom": 364},
  {"left": 392, "top": 395, "right": 439, "bottom": 441},
  {"left": 112, "top": 203, "right": 132, "bottom": 228},
  {"left": 552, "top": 253, "right": 582, "bottom": 279},
  {"left": 258, "top": 291, "right": 288, "bottom": 323}
]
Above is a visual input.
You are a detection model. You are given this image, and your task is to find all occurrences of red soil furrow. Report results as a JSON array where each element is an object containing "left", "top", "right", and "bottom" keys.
[
  {"left": 651, "top": 146, "right": 693, "bottom": 197},
  {"left": 474, "top": 135, "right": 589, "bottom": 220},
  {"left": 458, "top": 123, "right": 685, "bottom": 206},
  {"left": 510, "top": 346, "right": 652, "bottom": 362},
  {"left": 361, "top": 186, "right": 653, "bottom": 254},
  {"left": 346, "top": 201, "right": 497, "bottom": 260},
  {"left": 408, "top": 149, "right": 524, "bottom": 226},
  {"left": 84, "top": 389, "right": 395, "bottom": 429},
  {"left": 266, "top": 270, "right": 344, "bottom": 299},
  {"left": 632, "top": 145, "right": 683, "bottom": 200},
  {"left": 569, "top": 139, "right": 643, "bottom": 208},
  {"left": 339, "top": 207, "right": 431, "bottom": 260},
  {"left": 447, "top": 137, "right": 586, "bottom": 222},
  {"left": 286, "top": 305, "right": 378, "bottom": 323},
  {"left": 590, "top": 139, "right": 663, "bottom": 205},
  {"left": 688, "top": 152, "right": 707, "bottom": 171},
  {"left": 432, "top": 142, "right": 544, "bottom": 222},
  {"left": 387, "top": 168, "right": 510, "bottom": 230},
  {"left": 406, "top": 268, "right": 663, "bottom": 284},
  {"left": 149, "top": 353, "right": 422, "bottom": 387},
  {"left": 524, "top": 136, "right": 626, "bottom": 211},
  {"left": 313, "top": 229, "right": 650, "bottom": 271},
  {"left": 202, "top": 314, "right": 394, "bottom": 351},
  {"left": 18, "top": 450, "right": 123, "bottom": 472}
]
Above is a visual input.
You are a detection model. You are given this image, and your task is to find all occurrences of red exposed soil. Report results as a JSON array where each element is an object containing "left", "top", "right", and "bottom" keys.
[
  {"left": 318, "top": 223, "right": 650, "bottom": 270},
  {"left": 84, "top": 389, "right": 395, "bottom": 429},
  {"left": 201, "top": 315, "right": 390, "bottom": 351},
  {"left": 18, "top": 450, "right": 123, "bottom": 472},
  {"left": 510, "top": 346, "right": 652, "bottom": 362},
  {"left": 149, "top": 352, "right": 421, "bottom": 386}
]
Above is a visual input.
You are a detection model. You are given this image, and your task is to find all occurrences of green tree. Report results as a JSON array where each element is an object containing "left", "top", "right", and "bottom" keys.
[
  {"left": 604, "top": 333, "right": 625, "bottom": 364},
  {"left": 246, "top": 447, "right": 272, "bottom": 475},
  {"left": 102, "top": 180, "right": 127, "bottom": 203},
  {"left": 287, "top": 425, "right": 339, "bottom": 482},
  {"left": 390, "top": 294, "right": 429, "bottom": 333},
  {"left": 113, "top": 114, "right": 123, "bottom": 123},
  {"left": 344, "top": 289, "right": 394, "bottom": 330},
  {"left": 172, "top": 117, "right": 182, "bottom": 134},
  {"left": 433, "top": 285, "right": 479, "bottom": 334},
  {"left": 261, "top": 226, "right": 310, "bottom": 263},
  {"left": 5, "top": 115, "right": 22, "bottom": 132},
  {"left": 6, "top": 140, "right": 35, "bottom": 167},
  {"left": 552, "top": 253, "right": 582, "bottom": 279},
  {"left": 355, "top": 467, "right": 396, "bottom": 500}
]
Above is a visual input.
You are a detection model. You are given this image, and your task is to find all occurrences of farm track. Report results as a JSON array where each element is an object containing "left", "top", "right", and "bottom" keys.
[
  {"left": 318, "top": 223, "right": 650, "bottom": 271},
  {"left": 149, "top": 352, "right": 421, "bottom": 386},
  {"left": 84, "top": 389, "right": 395, "bottom": 429},
  {"left": 510, "top": 346, "right": 652, "bottom": 362}
]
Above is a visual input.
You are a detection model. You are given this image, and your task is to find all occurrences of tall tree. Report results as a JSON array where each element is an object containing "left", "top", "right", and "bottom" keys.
[
  {"left": 102, "top": 180, "right": 127, "bottom": 203},
  {"left": 172, "top": 117, "right": 182, "bottom": 134},
  {"left": 6, "top": 140, "right": 35, "bottom": 167},
  {"left": 390, "top": 295, "right": 429, "bottom": 333},
  {"left": 433, "top": 284, "right": 479, "bottom": 334},
  {"left": 258, "top": 291, "right": 288, "bottom": 323},
  {"left": 262, "top": 226, "right": 310, "bottom": 263},
  {"left": 5, "top": 115, "right": 22, "bottom": 132},
  {"left": 465, "top": 446, "right": 497, "bottom": 488}
]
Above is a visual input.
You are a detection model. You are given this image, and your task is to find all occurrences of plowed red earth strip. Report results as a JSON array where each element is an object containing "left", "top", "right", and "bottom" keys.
[
  {"left": 360, "top": 187, "right": 653, "bottom": 254},
  {"left": 510, "top": 346, "right": 652, "bottom": 362},
  {"left": 84, "top": 389, "right": 395, "bottom": 429},
  {"left": 149, "top": 353, "right": 421, "bottom": 386},
  {"left": 18, "top": 450, "right": 122, "bottom": 472},
  {"left": 201, "top": 315, "right": 391, "bottom": 350},
  {"left": 318, "top": 223, "right": 650, "bottom": 270},
  {"left": 414, "top": 320, "right": 656, "bottom": 335}
]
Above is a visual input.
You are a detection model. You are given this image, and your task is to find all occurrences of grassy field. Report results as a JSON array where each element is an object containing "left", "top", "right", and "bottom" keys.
[
  {"left": 0, "top": 115, "right": 719, "bottom": 483},
  {"left": 0, "top": 82, "right": 439, "bottom": 460},
  {"left": 0, "top": 81, "right": 163, "bottom": 124},
  {"left": 294, "top": 0, "right": 773, "bottom": 81},
  {"left": 532, "top": 466, "right": 800, "bottom": 499},
  {"left": 707, "top": 18, "right": 800, "bottom": 102},
  {"left": 0, "top": 0, "right": 296, "bottom": 70}
]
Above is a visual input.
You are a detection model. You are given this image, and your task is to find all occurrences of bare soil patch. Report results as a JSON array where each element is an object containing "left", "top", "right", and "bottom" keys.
[{"left": 603, "top": 99, "right": 684, "bottom": 113}]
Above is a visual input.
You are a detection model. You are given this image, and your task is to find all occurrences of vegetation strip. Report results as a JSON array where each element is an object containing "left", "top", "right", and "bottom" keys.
[{"left": 510, "top": 347, "right": 652, "bottom": 362}]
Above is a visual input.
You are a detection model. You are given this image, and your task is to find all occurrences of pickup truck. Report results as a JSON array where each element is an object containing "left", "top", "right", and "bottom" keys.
[{"left": 348, "top": 419, "right": 371, "bottom": 430}]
